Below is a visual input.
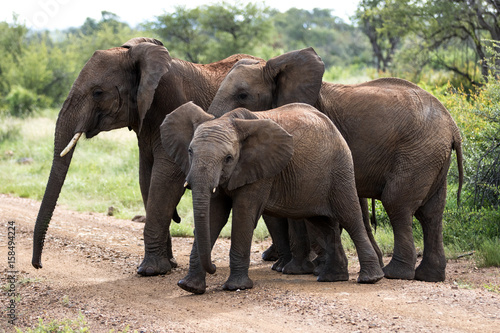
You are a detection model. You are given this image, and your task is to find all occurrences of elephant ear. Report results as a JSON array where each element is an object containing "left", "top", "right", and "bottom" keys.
[
  {"left": 126, "top": 39, "right": 172, "bottom": 134},
  {"left": 227, "top": 116, "right": 294, "bottom": 191},
  {"left": 160, "top": 102, "right": 215, "bottom": 175},
  {"left": 264, "top": 47, "right": 324, "bottom": 108}
]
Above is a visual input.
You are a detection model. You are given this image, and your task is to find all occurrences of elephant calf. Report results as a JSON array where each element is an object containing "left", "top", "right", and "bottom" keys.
[{"left": 160, "top": 101, "right": 384, "bottom": 294}]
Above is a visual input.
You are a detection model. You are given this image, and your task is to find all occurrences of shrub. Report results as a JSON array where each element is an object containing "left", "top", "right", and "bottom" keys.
[
  {"left": 476, "top": 238, "right": 500, "bottom": 267},
  {"left": 4, "top": 85, "right": 42, "bottom": 117},
  {"left": 443, "top": 207, "right": 500, "bottom": 250}
]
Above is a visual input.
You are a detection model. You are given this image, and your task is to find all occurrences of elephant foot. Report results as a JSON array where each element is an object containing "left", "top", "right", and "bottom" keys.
[
  {"left": 282, "top": 258, "right": 315, "bottom": 275},
  {"left": 316, "top": 265, "right": 349, "bottom": 282},
  {"left": 222, "top": 274, "right": 254, "bottom": 291},
  {"left": 312, "top": 257, "right": 325, "bottom": 276},
  {"left": 383, "top": 258, "right": 415, "bottom": 280},
  {"left": 357, "top": 265, "right": 385, "bottom": 284},
  {"left": 137, "top": 253, "right": 174, "bottom": 276},
  {"left": 262, "top": 244, "right": 279, "bottom": 261},
  {"left": 415, "top": 260, "right": 446, "bottom": 282},
  {"left": 271, "top": 254, "right": 292, "bottom": 272},
  {"left": 178, "top": 274, "right": 207, "bottom": 294}
]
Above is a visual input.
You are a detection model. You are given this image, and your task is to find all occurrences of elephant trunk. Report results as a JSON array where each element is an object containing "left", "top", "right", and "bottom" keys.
[
  {"left": 189, "top": 171, "right": 218, "bottom": 275},
  {"left": 207, "top": 94, "right": 232, "bottom": 118},
  {"left": 32, "top": 111, "right": 81, "bottom": 269}
]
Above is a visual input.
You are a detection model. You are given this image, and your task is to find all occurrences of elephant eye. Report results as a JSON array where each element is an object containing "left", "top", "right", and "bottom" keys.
[
  {"left": 188, "top": 147, "right": 193, "bottom": 155},
  {"left": 93, "top": 89, "right": 103, "bottom": 99},
  {"left": 224, "top": 154, "right": 233, "bottom": 164},
  {"left": 237, "top": 92, "right": 248, "bottom": 100}
]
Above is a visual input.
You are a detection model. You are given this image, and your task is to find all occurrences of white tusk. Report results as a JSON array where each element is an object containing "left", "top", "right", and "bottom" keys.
[
  {"left": 184, "top": 181, "right": 189, "bottom": 188},
  {"left": 213, "top": 188, "right": 216, "bottom": 193},
  {"left": 60, "top": 132, "right": 83, "bottom": 157}
]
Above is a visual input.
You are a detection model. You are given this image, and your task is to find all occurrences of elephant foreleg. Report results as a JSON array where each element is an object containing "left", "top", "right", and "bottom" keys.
[
  {"left": 178, "top": 192, "right": 232, "bottom": 294},
  {"left": 138, "top": 159, "right": 185, "bottom": 276},
  {"left": 223, "top": 191, "right": 269, "bottom": 291}
]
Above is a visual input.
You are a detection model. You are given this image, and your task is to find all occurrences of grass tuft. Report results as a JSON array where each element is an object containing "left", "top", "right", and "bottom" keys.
[{"left": 476, "top": 238, "right": 500, "bottom": 267}]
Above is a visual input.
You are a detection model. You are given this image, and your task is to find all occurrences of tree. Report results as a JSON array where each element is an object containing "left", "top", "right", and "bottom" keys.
[
  {"left": 150, "top": 2, "right": 273, "bottom": 63},
  {"left": 148, "top": 6, "right": 208, "bottom": 63},
  {"left": 273, "top": 8, "right": 371, "bottom": 68},
  {"left": 355, "top": 0, "right": 500, "bottom": 83},
  {"left": 0, "top": 17, "right": 28, "bottom": 96},
  {"left": 354, "top": 0, "right": 408, "bottom": 72},
  {"left": 420, "top": 0, "right": 500, "bottom": 81}
]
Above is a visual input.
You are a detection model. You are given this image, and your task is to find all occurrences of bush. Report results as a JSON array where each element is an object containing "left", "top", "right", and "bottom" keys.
[
  {"left": 4, "top": 85, "right": 43, "bottom": 117},
  {"left": 443, "top": 207, "right": 500, "bottom": 250},
  {"left": 477, "top": 238, "right": 500, "bottom": 267}
]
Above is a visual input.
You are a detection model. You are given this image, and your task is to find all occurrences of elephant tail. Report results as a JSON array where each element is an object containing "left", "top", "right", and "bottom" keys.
[
  {"left": 453, "top": 133, "right": 464, "bottom": 206},
  {"left": 370, "top": 198, "right": 377, "bottom": 232}
]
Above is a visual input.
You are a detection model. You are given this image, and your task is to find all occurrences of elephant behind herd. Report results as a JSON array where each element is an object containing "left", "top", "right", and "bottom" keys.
[{"left": 31, "top": 37, "right": 463, "bottom": 294}]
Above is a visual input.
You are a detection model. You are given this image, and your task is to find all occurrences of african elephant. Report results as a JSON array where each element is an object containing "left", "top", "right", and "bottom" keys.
[
  {"left": 160, "top": 101, "right": 384, "bottom": 294},
  {"left": 206, "top": 49, "right": 464, "bottom": 282},
  {"left": 31, "top": 37, "right": 261, "bottom": 276}
]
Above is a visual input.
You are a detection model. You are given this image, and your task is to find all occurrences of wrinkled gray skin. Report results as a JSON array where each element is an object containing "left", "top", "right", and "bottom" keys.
[
  {"left": 31, "top": 37, "right": 260, "bottom": 276},
  {"left": 160, "top": 102, "right": 384, "bottom": 294},
  {"left": 207, "top": 50, "right": 464, "bottom": 282}
]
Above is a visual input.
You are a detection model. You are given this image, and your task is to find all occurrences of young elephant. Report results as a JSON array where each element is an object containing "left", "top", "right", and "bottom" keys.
[{"left": 160, "top": 101, "right": 384, "bottom": 294}]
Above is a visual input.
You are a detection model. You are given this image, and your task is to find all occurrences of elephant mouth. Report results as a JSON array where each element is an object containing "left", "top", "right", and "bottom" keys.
[{"left": 85, "top": 129, "right": 99, "bottom": 139}]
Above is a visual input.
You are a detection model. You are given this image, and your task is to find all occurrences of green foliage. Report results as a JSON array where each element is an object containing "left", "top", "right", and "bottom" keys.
[
  {"left": 4, "top": 85, "right": 43, "bottom": 117},
  {"left": 355, "top": 0, "right": 499, "bottom": 85},
  {"left": 476, "top": 238, "right": 500, "bottom": 267},
  {"left": 272, "top": 8, "right": 371, "bottom": 68},
  {"left": 147, "top": 6, "right": 207, "bottom": 63},
  {"left": 0, "top": 12, "right": 140, "bottom": 114},
  {"left": 150, "top": 2, "right": 273, "bottom": 63},
  {"left": 443, "top": 207, "right": 500, "bottom": 250}
]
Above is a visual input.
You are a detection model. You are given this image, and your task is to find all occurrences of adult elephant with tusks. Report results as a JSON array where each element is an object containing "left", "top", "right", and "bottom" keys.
[
  {"left": 207, "top": 48, "right": 464, "bottom": 282},
  {"left": 31, "top": 37, "right": 262, "bottom": 276},
  {"left": 160, "top": 102, "right": 384, "bottom": 294}
]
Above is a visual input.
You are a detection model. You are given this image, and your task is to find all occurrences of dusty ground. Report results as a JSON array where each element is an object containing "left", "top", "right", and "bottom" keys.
[{"left": 0, "top": 193, "right": 499, "bottom": 332}]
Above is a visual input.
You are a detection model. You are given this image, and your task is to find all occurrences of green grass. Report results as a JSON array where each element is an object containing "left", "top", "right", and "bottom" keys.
[
  {"left": 15, "top": 313, "right": 90, "bottom": 333},
  {"left": 14, "top": 312, "right": 134, "bottom": 333},
  {"left": 477, "top": 238, "right": 500, "bottom": 267},
  {"left": 0, "top": 109, "right": 145, "bottom": 220}
]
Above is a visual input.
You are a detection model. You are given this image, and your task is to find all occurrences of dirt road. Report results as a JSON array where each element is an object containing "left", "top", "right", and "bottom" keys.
[{"left": 1, "top": 193, "right": 499, "bottom": 332}]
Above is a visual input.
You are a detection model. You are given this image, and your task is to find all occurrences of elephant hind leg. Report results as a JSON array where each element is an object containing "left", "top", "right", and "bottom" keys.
[
  {"left": 414, "top": 183, "right": 447, "bottom": 282},
  {"left": 381, "top": 203, "right": 417, "bottom": 280},
  {"left": 361, "top": 198, "right": 384, "bottom": 267},
  {"left": 282, "top": 219, "right": 315, "bottom": 275},
  {"left": 310, "top": 217, "right": 349, "bottom": 282},
  {"left": 262, "top": 215, "right": 292, "bottom": 272}
]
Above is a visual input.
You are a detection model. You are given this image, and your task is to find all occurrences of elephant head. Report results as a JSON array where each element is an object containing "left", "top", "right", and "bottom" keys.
[
  {"left": 207, "top": 47, "right": 324, "bottom": 117},
  {"left": 32, "top": 37, "right": 171, "bottom": 269},
  {"left": 160, "top": 102, "right": 293, "bottom": 274}
]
